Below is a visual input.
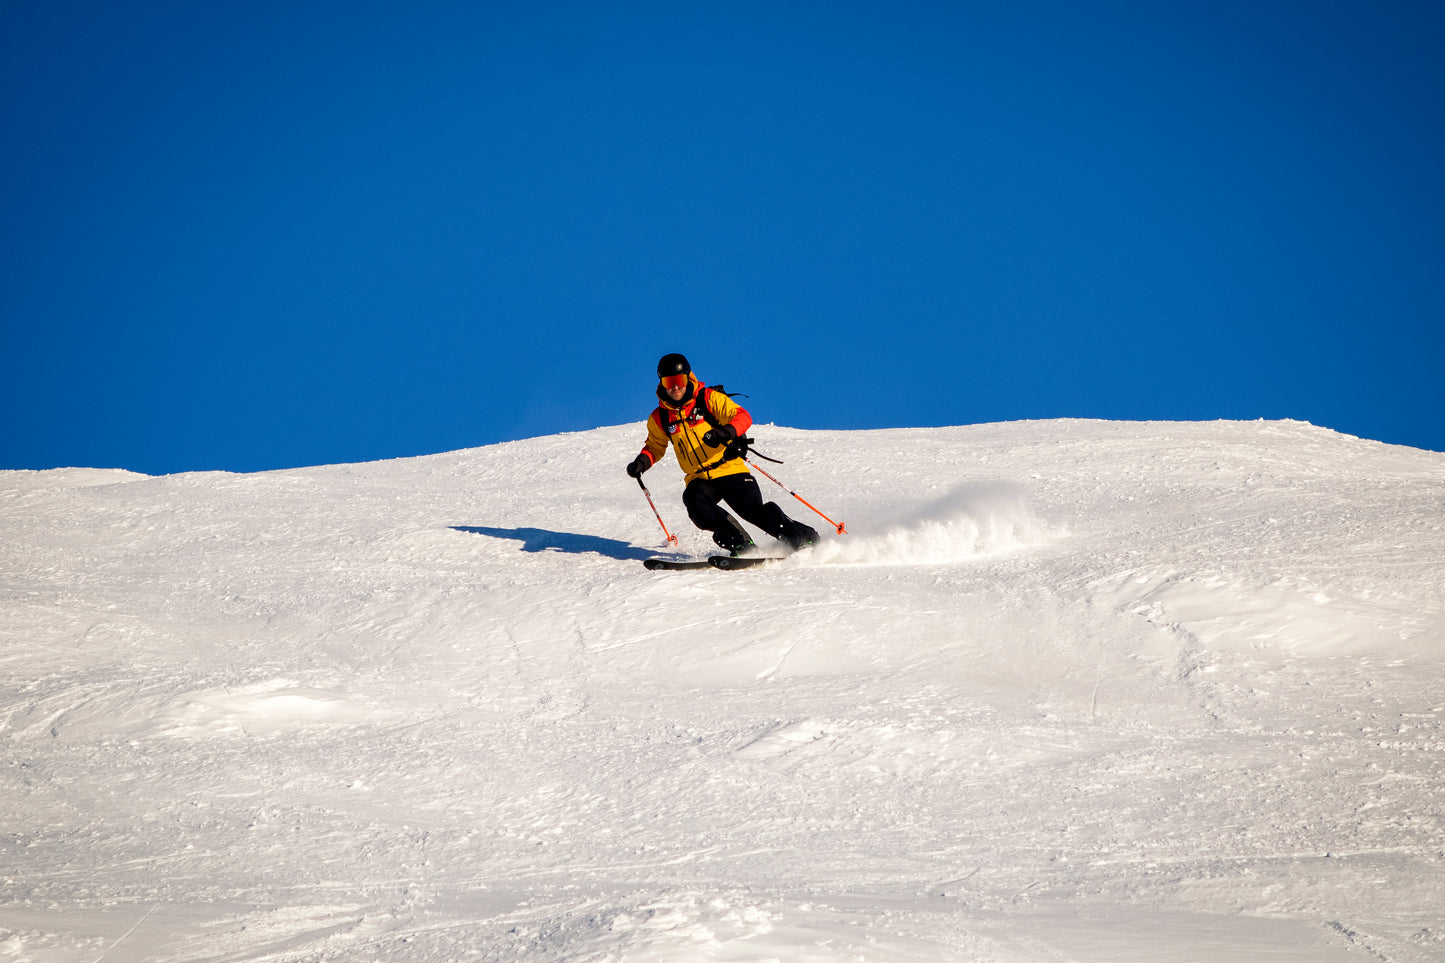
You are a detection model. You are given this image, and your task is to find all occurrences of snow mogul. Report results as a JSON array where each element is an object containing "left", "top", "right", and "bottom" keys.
[{"left": 626, "top": 353, "right": 820, "bottom": 556}]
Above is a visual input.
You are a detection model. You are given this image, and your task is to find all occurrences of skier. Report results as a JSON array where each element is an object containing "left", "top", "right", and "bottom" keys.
[{"left": 627, "top": 353, "right": 820, "bottom": 555}]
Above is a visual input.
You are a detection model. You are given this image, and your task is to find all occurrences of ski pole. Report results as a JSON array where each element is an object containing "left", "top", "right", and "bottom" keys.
[
  {"left": 637, "top": 477, "right": 678, "bottom": 546},
  {"left": 743, "top": 457, "right": 847, "bottom": 534}
]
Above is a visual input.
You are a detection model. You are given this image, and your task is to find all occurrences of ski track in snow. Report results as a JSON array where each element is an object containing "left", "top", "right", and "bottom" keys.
[{"left": 2, "top": 419, "right": 1444, "bottom": 961}]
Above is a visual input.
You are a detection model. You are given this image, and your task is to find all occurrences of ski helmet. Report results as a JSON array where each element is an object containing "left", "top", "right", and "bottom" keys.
[{"left": 656, "top": 353, "right": 691, "bottom": 379}]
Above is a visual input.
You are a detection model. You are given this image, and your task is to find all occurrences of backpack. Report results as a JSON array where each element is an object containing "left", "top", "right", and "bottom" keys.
[
  {"left": 654, "top": 384, "right": 746, "bottom": 436},
  {"left": 654, "top": 384, "right": 772, "bottom": 472}
]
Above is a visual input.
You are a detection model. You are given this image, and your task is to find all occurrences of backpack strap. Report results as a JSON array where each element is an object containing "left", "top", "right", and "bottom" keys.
[{"left": 695, "top": 385, "right": 720, "bottom": 431}]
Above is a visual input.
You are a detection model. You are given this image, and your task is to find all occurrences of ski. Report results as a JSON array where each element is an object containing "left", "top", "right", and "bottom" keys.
[
  {"left": 642, "top": 558, "right": 713, "bottom": 571},
  {"left": 642, "top": 555, "right": 786, "bottom": 571},
  {"left": 708, "top": 555, "right": 785, "bottom": 570}
]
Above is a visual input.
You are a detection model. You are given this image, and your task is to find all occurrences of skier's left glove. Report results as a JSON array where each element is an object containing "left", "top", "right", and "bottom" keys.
[{"left": 703, "top": 424, "right": 737, "bottom": 448}]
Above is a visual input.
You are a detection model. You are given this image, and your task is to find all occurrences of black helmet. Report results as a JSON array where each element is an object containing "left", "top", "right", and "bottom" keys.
[{"left": 656, "top": 353, "right": 691, "bottom": 379}]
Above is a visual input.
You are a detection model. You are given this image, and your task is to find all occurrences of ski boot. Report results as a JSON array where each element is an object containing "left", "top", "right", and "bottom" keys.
[
  {"left": 711, "top": 512, "right": 758, "bottom": 557},
  {"left": 781, "top": 519, "right": 821, "bottom": 552}
]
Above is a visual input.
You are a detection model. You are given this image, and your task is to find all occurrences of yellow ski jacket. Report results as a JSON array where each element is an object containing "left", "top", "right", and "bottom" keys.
[{"left": 638, "top": 375, "right": 754, "bottom": 485}]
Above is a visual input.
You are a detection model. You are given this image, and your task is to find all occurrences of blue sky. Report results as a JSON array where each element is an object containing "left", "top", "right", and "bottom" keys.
[{"left": 5, "top": 1, "right": 1443, "bottom": 474}]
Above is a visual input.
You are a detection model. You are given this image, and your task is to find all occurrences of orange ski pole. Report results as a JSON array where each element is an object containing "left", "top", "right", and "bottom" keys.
[
  {"left": 744, "top": 457, "right": 847, "bottom": 534},
  {"left": 637, "top": 477, "right": 678, "bottom": 546}
]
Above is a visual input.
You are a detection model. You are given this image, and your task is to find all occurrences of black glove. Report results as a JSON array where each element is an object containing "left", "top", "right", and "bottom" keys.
[
  {"left": 702, "top": 424, "right": 737, "bottom": 448},
  {"left": 626, "top": 454, "right": 651, "bottom": 478}
]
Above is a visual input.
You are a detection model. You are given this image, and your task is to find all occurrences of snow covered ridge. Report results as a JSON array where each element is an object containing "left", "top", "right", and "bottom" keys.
[{"left": 2, "top": 418, "right": 1444, "bottom": 962}]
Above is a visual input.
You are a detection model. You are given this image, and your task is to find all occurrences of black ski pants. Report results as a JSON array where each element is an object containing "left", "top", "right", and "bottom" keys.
[{"left": 683, "top": 472, "right": 790, "bottom": 541}]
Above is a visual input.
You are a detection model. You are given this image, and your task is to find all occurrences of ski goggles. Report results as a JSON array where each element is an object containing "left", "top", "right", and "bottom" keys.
[{"left": 660, "top": 373, "right": 689, "bottom": 391}]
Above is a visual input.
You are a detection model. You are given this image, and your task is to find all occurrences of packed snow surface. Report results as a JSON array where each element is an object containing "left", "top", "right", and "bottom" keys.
[{"left": 2, "top": 419, "right": 1443, "bottom": 962}]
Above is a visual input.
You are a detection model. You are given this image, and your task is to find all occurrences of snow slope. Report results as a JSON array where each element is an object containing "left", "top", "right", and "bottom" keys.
[{"left": 2, "top": 419, "right": 1443, "bottom": 962}]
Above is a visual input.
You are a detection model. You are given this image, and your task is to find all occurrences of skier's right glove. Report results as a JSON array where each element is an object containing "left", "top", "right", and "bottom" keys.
[{"left": 626, "top": 454, "right": 651, "bottom": 478}]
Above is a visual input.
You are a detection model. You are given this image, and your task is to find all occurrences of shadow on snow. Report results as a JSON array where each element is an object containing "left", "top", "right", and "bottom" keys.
[{"left": 451, "top": 526, "right": 673, "bottom": 562}]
